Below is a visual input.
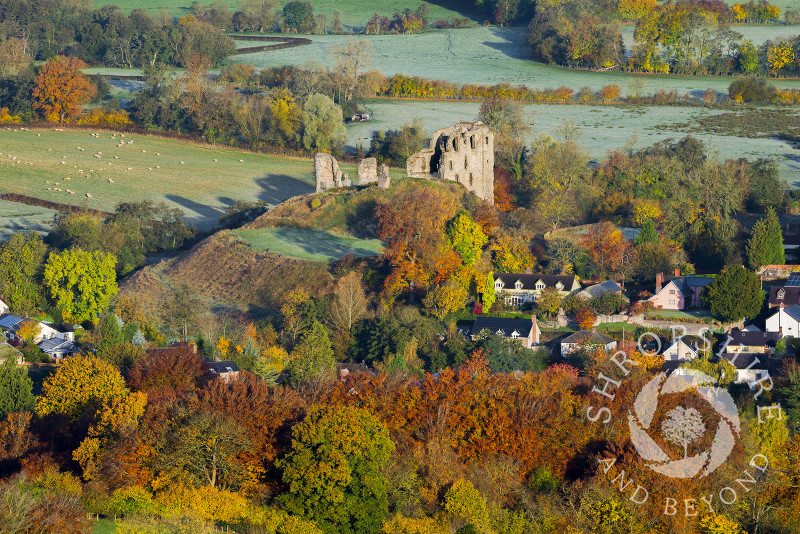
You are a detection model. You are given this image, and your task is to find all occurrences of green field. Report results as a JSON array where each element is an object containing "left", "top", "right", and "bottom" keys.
[
  {"left": 0, "top": 199, "right": 56, "bottom": 241},
  {"left": 233, "top": 26, "right": 800, "bottom": 95},
  {"left": 350, "top": 99, "right": 800, "bottom": 186},
  {"left": 97, "top": 0, "right": 475, "bottom": 26},
  {"left": 0, "top": 128, "right": 324, "bottom": 231},
  {"left": 233, "top": 227, "right": 384, "bottom": 261}
]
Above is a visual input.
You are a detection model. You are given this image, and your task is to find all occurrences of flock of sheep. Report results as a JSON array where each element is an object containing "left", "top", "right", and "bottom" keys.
[{"left": 0, "top": 128, "right": 250, "bottom": 203}]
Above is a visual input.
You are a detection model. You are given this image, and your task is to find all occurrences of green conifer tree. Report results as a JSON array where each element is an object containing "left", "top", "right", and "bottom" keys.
[
  {"left": 746, "top": 207, "right": 784, "bottom": 269},
  {"left": 635, "top": 219, "right": 659, "bottom": 245}
]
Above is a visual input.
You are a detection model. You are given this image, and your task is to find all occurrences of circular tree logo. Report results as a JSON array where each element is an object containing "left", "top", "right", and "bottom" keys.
[{"left": 627, "top": 371, "right": 740, "bottom": 479}]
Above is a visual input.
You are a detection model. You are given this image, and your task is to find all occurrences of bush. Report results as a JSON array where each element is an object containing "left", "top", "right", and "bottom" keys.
[{"left": 729, "top": 77, "right": 777, "bottom": 104}]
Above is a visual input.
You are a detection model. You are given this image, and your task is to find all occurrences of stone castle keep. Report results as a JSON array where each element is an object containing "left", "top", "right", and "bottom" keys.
[{"left": 314, "top": 121, "right": 494, "bottom": 204}]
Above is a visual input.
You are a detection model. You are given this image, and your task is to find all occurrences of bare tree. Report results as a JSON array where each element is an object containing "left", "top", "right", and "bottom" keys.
[
  {"left": 661, "top": 406, "right": 706, "bottom": 459},
  {"left": 328, "top": 38, "right": 372, "bottom": 106},
  {"left": 328, "top": 272, "right": 368, "bottom": 333}
]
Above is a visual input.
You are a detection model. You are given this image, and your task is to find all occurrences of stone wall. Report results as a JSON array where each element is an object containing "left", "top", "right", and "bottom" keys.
[
  {"left": 358, "top": 157, "right": 378, "bottom": 185},
  {"left": 314, "top": 153, "right": 350, "bottom": 192},
  {"left": 406, "top": 121, "right": 494, "bottom": 204}
]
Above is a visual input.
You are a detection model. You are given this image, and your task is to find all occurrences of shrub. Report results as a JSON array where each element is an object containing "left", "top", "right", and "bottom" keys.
[
  {"left": 75, "top": 108, "right": 131, "bottom": 126},
  {"left": 728, "top": 77, "right": 777, "bottom": 104}
]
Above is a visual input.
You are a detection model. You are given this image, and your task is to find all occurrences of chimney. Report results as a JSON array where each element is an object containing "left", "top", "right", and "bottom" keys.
[
  {"left": 532, "top": 315, "right": 539, "bottom": 344},
  {"left": 675, "top": 267, "right": 680, "bottom": 277},
  {"left": 655, "top": 272, "right": 664, "bottom": 293},
  {"left": 525, "top": 268, "right": 533, "bottom": 274}
]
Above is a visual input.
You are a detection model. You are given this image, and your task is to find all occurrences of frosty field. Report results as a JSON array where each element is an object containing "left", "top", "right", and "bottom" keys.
[
  {"left": 234, "top": 26, "right": 800, "bottom": 96},
  {"left": 347, "top": 99, "right": 800, "bottom": 185}
]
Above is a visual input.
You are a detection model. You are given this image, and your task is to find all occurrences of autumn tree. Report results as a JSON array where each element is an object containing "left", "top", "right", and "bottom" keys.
[
  {"left": 36, "top": 355, "right": 128, "bottom": 422},
  {"left": 478, "top": 97, "right": 529, "bottom": 172},
  {"left": 287, "top": 321, "right": 335, "bottom": 380},
  {"left": 43, "top": 249, "right": 118, "bottom": 324},
  {"left": 582, "top": 222, "right": 630, "bottom": 277},
  {"left": 376, "top": 187, "right": 460, "bottom": 297},
  {"left": 0, "top": 38, "right": 31, "bottom": 77},
  {"left": 329, "top": 38, "right": 373, "bottom": 107},
  {"left": 490, "top": 235, "right": 533, "bottom": 273},
  {"left": 32, "top": 56, "right": 96, "bottom": 123},
  {"left": 158, "top": 410, "right": 249, "bottom": 488},
  {"left": 278, "top": 405, "right": 394, "bottom": 534},
  {"left": 423, "top": 282, "right": 468, "bottom": 320},
  {"left": 574, "top": 307, "right": 596, "bottom": 330},
  {"left": 747, "top": 207, "right": 784, "bottom": 269},
  {"left": 328, "top": 272, "right": 368, "bottom": 334},
  {"left": 447, "top": 211, "right": 487, "bottom": 265}
]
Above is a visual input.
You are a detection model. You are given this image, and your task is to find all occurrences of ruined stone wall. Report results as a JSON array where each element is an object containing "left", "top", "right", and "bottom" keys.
[
  {"left": 405, "top": 121, "right": 494, "bottom": 204},
  {"left": 314, "top": 153, "right": 350, "bottom": 192}
]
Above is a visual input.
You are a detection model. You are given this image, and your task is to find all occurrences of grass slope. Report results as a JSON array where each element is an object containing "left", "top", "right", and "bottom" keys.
[
  {"left": 0, "top": 199, "right": 56, "bottom": 241},
  {"left": 233, "top": 227, "right": 384, "bottom": 261},
  {"left": 98, "top": 0, "right": 475, "bottom": 26},
  {"left": 0, "top": 128, "right": 320, "bottom": 231}
]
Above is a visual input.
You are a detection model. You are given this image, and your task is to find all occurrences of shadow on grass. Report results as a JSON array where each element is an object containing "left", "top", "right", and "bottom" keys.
[
  {"left": 165, "top": 194, "right": 225, "bottom": 230},
  {"left": 271, "top": 227, "right": 382, "bottom": 260},
  {"left": 255, "top": 174, "right": 315, "bottom": 205}
]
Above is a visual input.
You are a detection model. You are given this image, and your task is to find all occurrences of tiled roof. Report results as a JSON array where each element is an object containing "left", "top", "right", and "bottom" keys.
[
  {"left": 37, "top": 338, "right": 76, "bottom": 354},
  {"left": 768, "top": 286, "right": 800, "bottom": 306},
  {"left": 562, "top": 329, "right": 616, "bottom": 345},
  {"left": 471, "top": 317, "right": 534, "bottom": 338},
  {"left": 204, "top": 360, "right": 240, "bottom": 374},
  {"left": 495, "top": 273, "right": 577, "bottom": 291},
  {"left": 726, "top": 328, "right": 780, "bottom": 348}
]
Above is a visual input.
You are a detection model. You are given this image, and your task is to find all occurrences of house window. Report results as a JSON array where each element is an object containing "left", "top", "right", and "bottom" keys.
[
  {"left": 755, "top": 372, "right": 763, "bottom": 380},
  {"left": 511, "top": 331, "right": 519, "bottom": 338},
  {"left": 669, "top": 289, "right": 675, "bottom": 295},
  {"left": 536, "top": 282, "right": 545, "bottom": 290},
  {"left": 515, "top": 281, "right": 523, "bottom": 290},
  {"left": 742, "top": 347, "right": 749, "bottom": 352},
  {"left": 669, "top": 300, "right": 675, "bottom": 305},
  {"left": 778, "top": 290, "right": 785, "bottom": 300},
  {"left": 505, "top": 296, "right": 523, "bottom": 306}
]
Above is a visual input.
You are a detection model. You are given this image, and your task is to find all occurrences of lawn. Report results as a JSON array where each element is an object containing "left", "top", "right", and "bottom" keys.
[
  {"left": 233, "top": 227, "right": 384, "bottom": 261},
  {"left": 92, "top": 520, "right": 117, "bottom": 534},
  {"left": 97, "top": 0, "right": 476, "bottom": 26},
  {"left": 0, "top": 198, "right": 56, "bottom": 242},
  {"left": 233, "top": 26, "right": 800, "bottom": 95},
  {"left": 647, "top": 309, "right": 713, "bottom": 319},
  {"left": 0, "top": 128, "right": 323, "bottom": 231}
]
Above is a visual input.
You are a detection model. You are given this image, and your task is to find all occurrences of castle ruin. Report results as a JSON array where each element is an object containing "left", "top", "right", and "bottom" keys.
[
  {"left": 313, "top": 121, "right": 493, "bottom": 203},
  {"left": 406, "top": 121, "right": 494, "bottom": 204}
]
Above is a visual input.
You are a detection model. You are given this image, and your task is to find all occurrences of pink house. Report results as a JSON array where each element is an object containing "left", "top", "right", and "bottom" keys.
[{"left": 649, "top": 271, "right": 713, "bottom": 311}]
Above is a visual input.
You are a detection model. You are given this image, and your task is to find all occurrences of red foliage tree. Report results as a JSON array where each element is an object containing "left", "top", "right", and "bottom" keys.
[{"left": 32, "top": 56, "right": 96, "bottom": 123}]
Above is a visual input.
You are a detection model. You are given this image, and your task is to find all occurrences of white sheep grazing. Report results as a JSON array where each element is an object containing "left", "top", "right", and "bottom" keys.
[
  {"left": 36, "top": 133, "right": 40, "bottom": 136},
  {"left": 64, "top": 177, "right": 70, "bottom": 181},
  {"left": 155, "top": 153, "right": 160, "bottom": 156},
  {"left": 60, "top": 161, "right": 65, "bottom": 164},
  {"left": 213, "top": 159, "right": 217, "bottom": 162},
  {"left": 86, "top": 193, "right": 92, "bottom": 198},
  {"left": 108, "top": 179, "right": 114, "bottom": 183},
  {"left": 156, "top": 165, "right": 160, "bottom": 169},
  {"left": 180, "top": 162, "right": 184, "bottom": 164},
  {"left": 141, "top": 150, "right": 146, "bottom": 153},
  {"left": 239, "top": 159, "right": 244, "bottom": 162},
  {"left": 114, "top": 156, "right": 118, "bottom": 159}
]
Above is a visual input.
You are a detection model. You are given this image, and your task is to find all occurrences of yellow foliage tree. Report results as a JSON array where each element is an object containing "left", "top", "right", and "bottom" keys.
[
  {"left": 36, "top": 355, "right": 128, "bottom": 421},
  {"left": 698, "top": 515, "right": 744, "bottom": 534},
  {"left": 382, "top": 515, "right": 450, "bottom": 534},
  {"left": 444, "top": 479, "right": 491, "bottom": 532},
  {"left": 155, "top": 483, "right": 249, "bottom": 523},
  {"left": 423, "top": 282, "right": 469, "bottom": 320},
  {"left": 17, "top": 320, "right": 41, "bottom": 345},
  {"left": 767, "top": 43, "right": 795, "bottom": 72},
  {"left": 490, "top": 235, "right": 534, "bottom": 273}
]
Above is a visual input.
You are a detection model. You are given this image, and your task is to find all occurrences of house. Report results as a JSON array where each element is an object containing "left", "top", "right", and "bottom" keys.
[
  {"left": 577, "top": 279, "right": 627, "bottom": 301},
  {"left": 765, "top": 304, "right": 800, "bottom": 337},
  {"left": 768, "top": 284, "right": 800, "bottom": 309},
  {"left": 204, "top": 360, "right": 240, "bottom": 382},
  {"left": 649, "top": 271, "right": 713, "bottom": 310},
  {"left": 0, "top": 314, "right": 68, "bottom": 344},
  {"left": 720, "top": 352, "right": 774, "bottom": 387},
  {"left": 783, "top": 235, "right": 800, "bottom": 263},
  {"left": 722, "top": 328, "right": 780, "bottom": 358},
  {"left": 470, "top": 316, "right": 541, "bottom": 348},
  {"left": 661, "top": 338, "right": 699, "bottom": 361},
  {"left": 37, "top": 337, "right": 78, "bottom": 363},
  {"left": 0, "top": 298, "right": 8, "bottom": 316},
  {"left": 494, "top": 274, "right": 580, "bottom": 306},
  {"left": 561, "top": 329, "right": 617, "bottom": 356}
]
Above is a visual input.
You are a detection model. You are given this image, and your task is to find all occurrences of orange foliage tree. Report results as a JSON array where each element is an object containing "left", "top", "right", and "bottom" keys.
[
  {"left": 375, "top": 186, "right": 460, "bottom": 297},
  {"left": 32, "top": 56, "right": 96, "bottom": 123},
  {"left": 574, "top": 307, "right": 597, "bottom": 329},
  {"left": 581, "top": 221, "right": 631, "bottom": 276}
]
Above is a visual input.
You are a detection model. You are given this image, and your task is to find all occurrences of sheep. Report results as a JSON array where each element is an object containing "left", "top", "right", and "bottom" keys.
[
  {"left": 155, "top": 153, "right": 160, "bottom": 156},
  {"left": 239, "top": 159, "right": 244, "bottom": 162},
  {"left": 108, "top": 178, "right": 114, "bottom": 183},
  {"left": 86, "top": 193, "right": 92, "bottom": 198},
  {"left": 156, "top": 165, "right": 160, "bottom": 169},
  {"left": 180, "top": 161, "right": 184, "bottom": 164},
  {"left": 213, "top": 159, "right": 217, "bottom": 162}
]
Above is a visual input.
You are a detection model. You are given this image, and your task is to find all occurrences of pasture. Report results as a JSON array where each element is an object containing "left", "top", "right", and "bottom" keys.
[
  {"left": 233, "top": 26, "right": 800, "bottom": 95},
  {"left": 350, "top": 99, "right": 800, "bottom": 186},
  {"left": 233, "top": 227, "right": 384, "bottom": 261},
  {"left": 97, "top": 0, "right": 474, "bottom": 26},
  {"left": 0, "top": 128, "right": 321, "bottom": 231},
  {"left": 0, "top": 199, "right": 56, "bottom": 242}
]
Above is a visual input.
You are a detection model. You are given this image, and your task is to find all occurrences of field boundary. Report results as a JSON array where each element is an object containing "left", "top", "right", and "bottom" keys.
[
  {"left": 230, "top": 35, "right": 312, "bottom": 55},
  {"left": 0, "top": 193, "right": 114, "bottom": 218}
]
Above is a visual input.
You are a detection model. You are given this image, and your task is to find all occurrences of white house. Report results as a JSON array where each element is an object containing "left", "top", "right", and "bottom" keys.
[
  {"left": 0, "top": 298, "right": 8, "bottom": 316},
  {"left": 561, "top": 329, "right": 617, "bottom": 356},
  {"left": 661, "top": 339, "right": 698, "bottom": 361},
  {"left": 765, "top": 304, "right": 800, "bottom": 338},
  {"left": 494, "top": 274, "right": 580, "bottom": 306}
]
